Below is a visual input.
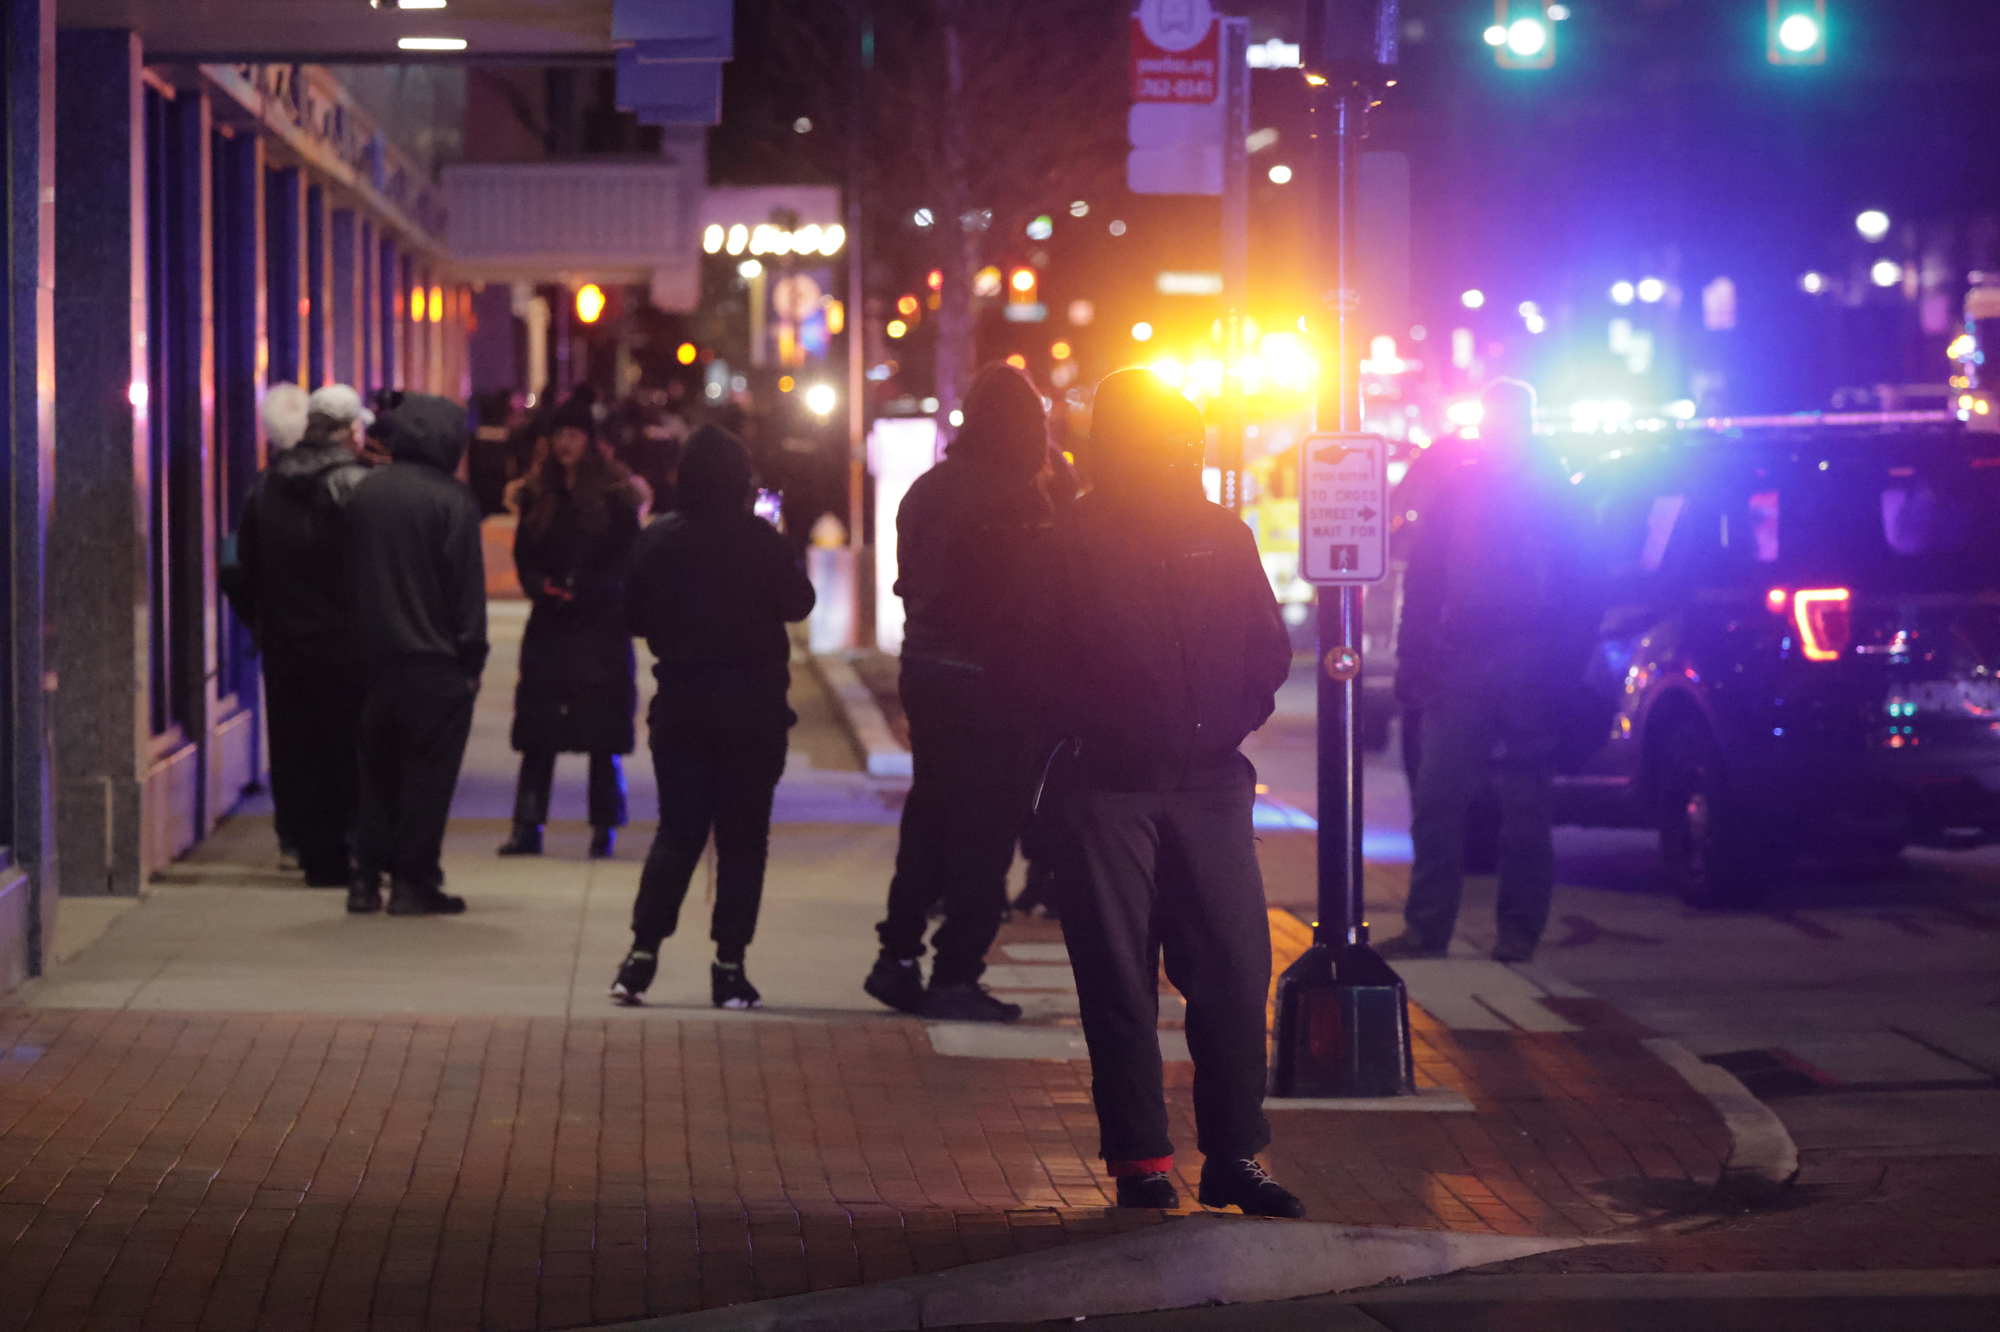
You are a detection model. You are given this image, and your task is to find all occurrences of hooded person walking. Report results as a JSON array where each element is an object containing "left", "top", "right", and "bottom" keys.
[
  {"left": 998, "top": 368, "right": 1303, "bottom": 1218},
  {"left": 610, "top": 425, "right": 814, "bottom": 1009},
  {"left": 226, "top": 384, "right": 373, "bottom": 886},
  {"left": 864, "top": 362, "right": 1057, "bottom": 1022},
  {"left": 498, "top": 387, "right": 642, "bottom": 859},
  {"left": 344, "top": 393, "right": 489, "bottom": 916}
]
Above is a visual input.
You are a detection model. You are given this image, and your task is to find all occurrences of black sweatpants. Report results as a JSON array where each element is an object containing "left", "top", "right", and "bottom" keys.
[
  {"left": 876, "top": 692, "right": 1037, "bottom": 985},
  {"left": 264, "top": 655, "right": 366, "bottom": 883},
  {"left": 1060, "top": 755, "right": 1272, "bottom": 1165},
  {"left": 630, "top": 722, "right": 789, "bottom": 961},
  {"left": 356, "top": 658, "right": 477, "bottom": 890},
  {"left": 510, "top": 750, "right": 628, "bottom": 829}
]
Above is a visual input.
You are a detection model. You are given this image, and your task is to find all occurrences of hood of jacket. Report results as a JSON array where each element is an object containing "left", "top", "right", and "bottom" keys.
[
  {"left": 676, "top": 423, "right": 754, "bottom": 516},
  {"left": 377, "top": 393, "right": 469, "bottom": 473},
  {"left": 268, "top": 440, "right": 365, "bottom": 500}
]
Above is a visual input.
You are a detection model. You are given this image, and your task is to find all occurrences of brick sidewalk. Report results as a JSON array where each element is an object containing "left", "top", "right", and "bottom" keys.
[{"left": 0, "top": 969, "right": 1732, "bottom": 1332}]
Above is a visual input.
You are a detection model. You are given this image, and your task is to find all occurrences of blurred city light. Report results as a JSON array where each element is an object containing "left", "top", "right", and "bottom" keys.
[
  {"left": 949, "top": 409, "right": 964, "bottom": 426},
  {"left": 1484, "top": 25, "right": 1508, "bottom": 47},
  {"left": 675, "top": 342, "right": 697, "bottom": 365},
  {"left": 1462, "top": 289, "right": 1485, "bottom": 309},
  {"left": 1268, "top": 164, "right": 1293, "bottom": 184},
  {"left": 821, "top": 224, "right": 846, "bottom": 253},
  {"left": 1778, "top": 14, "right": 1820, "bottom": 52},
  {"left": 927, "top": 269, "right": 943, "bottom": 290},
  {"left": 1070, "top": 200, "right": 1090, "bottom": 217},
  {"left": 1109, "top": 219, "right": 1128, "bottom": 236},
  {"left": 1547, "top": 3, "right": 1571, "bottom": 17},
  {"left": 778, "top": 376, "right": 794, "bottom": 392},
  {"left": 1871, "top": 259, "right": 1904, "bottom": 287},
  {"left": 1005, "top": 354, "right": 1027, "bottom": 369},
  {"left": 737, "top": 259, "right": 762, "bottom": 279},
  {"left": 1856, "top": 209, "right": 1891, "bottom": 242},
  {"left": 398, "top": 37, "right": 467, "bottom": 51},
  {"left": 1507, "top": 19, "right": 1549, "bottom": 57},
  {"left": 1010, "top": 267, "right": 1037, "bottom": 294},
  {"left": 793, "top": 117, "right": 813, "bottom": 134},
  {"left": 726, "top": 224, "right": 748, "bottom": 255},
  {"left": 1799, "top": 271, "right": 1826, "bottom": 294},
  {"left": 913, "top": 208, "right": 934, "bottom": 228},
  {"left": 1068, "top": 299, "right": 1095, "bottom": 326},
  {"left": 825, "top": 300, "right": 844, "bottom": 335},
  {"left": 1132, "top": 321, "right": 1154, "bottom": 341},
  {"left": 1051, "top": 340, "right": 1073, "bottom": 360},
  {"left": 1446, "top": 399, "right": 1485, "bottom": 427},
  {"left": 1610, "top": 281, "right": 1636, "bottom": 305},
  {"left": 1637, "top": 277, "right": 1668, "bottom": 303},
  {"left": 574, "top": 284, "right": 605, "bottom": 324},
  {"left": 886, "top": 319, "right": 908, "bottom": 338},
  {"left": 804, "top": 383, "right": 837, "bottom": 415},
  {"left": 973, "top": 266, "right": 1003, "bottom": 297},
  {"left": 702, "top": 225, "right": 724, "bottom": 254},
  {"left": 897, "top": 294, "right": 919, "bottom": 316},
  {"left": 1026, "top": 214, "right": 1054, "bottom": 240},
  {"left": 1570, "top": 399, "right": 1634, "bottom": 432},
  {"left": 1948, "top": 333, "right": 1977, "bottom": 360},
  {"left": 1158, "top": 271, "right": 1224, "bottom": 295}
]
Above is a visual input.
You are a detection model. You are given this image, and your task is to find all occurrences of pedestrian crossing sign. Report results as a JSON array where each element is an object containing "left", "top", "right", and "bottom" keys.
[{"left": 1299, "top": 432, "right": 1388, "bottom": 585}]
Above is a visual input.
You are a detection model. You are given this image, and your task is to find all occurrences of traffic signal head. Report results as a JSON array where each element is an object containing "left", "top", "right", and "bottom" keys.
[
  {"left": 1487, "top": 2, "right": 1555, "bottom": 71},
  {"left": 1768, "top": 1, "right": 1827, "bottom": 66},
  {"left": 1008, "top": 268, "right": 1037, "bottom": 303}
]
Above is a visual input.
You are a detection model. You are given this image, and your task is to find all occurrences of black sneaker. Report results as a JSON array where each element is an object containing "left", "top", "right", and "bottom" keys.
[
  {"left": 1115, "top": 1172, "right": 1179, "bottom": 1209},
  {"left": 920, "top": 981, "right": 1022, "bottom": 1023},
  {"left": 1197, "top": 1158, "right": 1305, "bottom": 1219},
  {"left": 347, "top": 875, "right": 383, "bottom": 915},
  {"left": 1372, "top": 931, "right": 1448, "bottom": 961},
  {"left": 712, "top": 962, "right": 761, "bottom": 1009},
  {"left": 610, "top": 950, "right": 657, "bottom": 1005},
  {"left": 864, "top": 955, "right": 926, "bottom": 1013},
  {"left": 588, "top": 827, "right": 617, "bottom": 859},
  {"left": 386, "top": 882, "right": 467, "bottom": 916},
  {"left": 497, "top": 824, "right": 543, "bottom": 856}
]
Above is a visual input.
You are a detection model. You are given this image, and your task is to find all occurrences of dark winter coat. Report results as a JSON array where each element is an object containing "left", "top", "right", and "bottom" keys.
[
  {"left": 345, "top": 394, "right": 490, "bottom": 677},
  {"left": 625, "top": 427, "right": 816, "bottom": 732},
  {"left": 894, "top": 453, "right": 1054, "bottom": 718},
  {"left": 510, "top": 463, "right": 642, "bottom": 755},
  {"left": 1394, "top": 449, "right": 1596, "bottom": 710},
  {"left": 226, "top": 441, "right": 371, "bottom": 669},
  {"left": 1000, "top": 489, "right": 1292, "bottom": 793}
]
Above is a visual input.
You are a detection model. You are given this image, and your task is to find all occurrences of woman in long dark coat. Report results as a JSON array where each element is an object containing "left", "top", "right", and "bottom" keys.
[{"left": 499, "top": 389, "right": 643, "bottom": 859}]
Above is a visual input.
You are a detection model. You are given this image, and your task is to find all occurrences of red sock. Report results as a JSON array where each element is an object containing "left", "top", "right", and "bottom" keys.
[{"left": 1106, "top": 1155, "right": 1174, "bottom": 1177}]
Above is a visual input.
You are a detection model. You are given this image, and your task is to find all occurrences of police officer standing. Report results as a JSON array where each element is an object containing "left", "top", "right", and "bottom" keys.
[
  {"left": 1001, "top": 369, "right": 1302, "bottom": 1217},
  {"left": 1381, "top": 379, "right": 1593, "bottom": 963}
]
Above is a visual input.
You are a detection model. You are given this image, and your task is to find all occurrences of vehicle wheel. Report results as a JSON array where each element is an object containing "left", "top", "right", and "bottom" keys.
[
  {"left": 1464, "top": 787, "right": 1502, "bottom": 875},
  {"left": 1654, "top": 721, "right": 1771, "bottom": 909}
]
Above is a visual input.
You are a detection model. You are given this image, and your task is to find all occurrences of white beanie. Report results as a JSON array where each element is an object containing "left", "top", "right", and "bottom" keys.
[
  {"left": 260, "top": 382, "right": 310, "bottom": 450},
  {"left": 307, "top": 383, "right": 375, "bottom": 428}
]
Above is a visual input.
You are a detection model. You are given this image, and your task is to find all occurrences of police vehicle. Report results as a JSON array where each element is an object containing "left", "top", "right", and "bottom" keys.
[{"left": 1532, "top": 414, "right": 2000, "bottom": 906}]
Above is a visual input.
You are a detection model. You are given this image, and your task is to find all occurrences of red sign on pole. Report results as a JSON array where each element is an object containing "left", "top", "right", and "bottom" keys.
[{"left": 1130, "top": 0, "right": 1220, "bottom": 104}]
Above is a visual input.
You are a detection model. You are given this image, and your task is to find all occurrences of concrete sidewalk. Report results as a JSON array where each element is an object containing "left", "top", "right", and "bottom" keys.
[{"left": 0, "top": 609, "right": 1885, "bottom": 1331}]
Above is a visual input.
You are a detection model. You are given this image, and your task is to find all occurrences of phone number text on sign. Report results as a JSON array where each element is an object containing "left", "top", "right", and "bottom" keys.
[{"left": 1299, "top": 433, "right": 1389, "bottom": 585}]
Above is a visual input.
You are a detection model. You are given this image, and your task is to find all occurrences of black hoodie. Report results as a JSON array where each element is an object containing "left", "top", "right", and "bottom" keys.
[
  {"left": 227, "top": 440, "right": 372, "bottom": 668},
  {"left": 625, "top": 425, "right": 815, "bottom": 729},
  {"left": 344, "top": 394, "right": 489, "bottom": 676}
]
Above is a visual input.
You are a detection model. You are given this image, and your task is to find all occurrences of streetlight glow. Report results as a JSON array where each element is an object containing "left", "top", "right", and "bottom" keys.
[
  {"left": 1637, "top": 277, "right": 1667, "bottom": 304},
  {"left": 1506, "top": 18, "right": 1548, "bottom": 57},
  {"left": 1777, "top": 14, "right": 1820, "bottom": 53},
  {"left": 1131, "top": 321, "right": 1153, "bottom": 342},
  {"left": 1856, "top": 209, "right": 1891, "bottom": 242},
  {"left": 804, "top": 383, "right": 837, "bottom": 416},
  {"left": 1610, "top": 281, "right": 1636, "bottom": 305},
  {"left": 1871, "top": 259, "right": 1904, "bottom": 288},
  {"left": 1461, "top": 289, "right": 1485, "bottom": 309},
  {"left": 574, "top": 284, "right": 605, "bottom": 324},
  {"left": 1268, "top": 164, "right": 1293, "bottom": 184}
]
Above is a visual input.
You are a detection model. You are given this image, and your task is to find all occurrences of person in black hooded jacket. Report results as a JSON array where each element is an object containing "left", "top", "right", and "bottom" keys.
[
  {"left": 863, "top": 362, "right": 1056, "bottom": 1022},
  {"left": 226, "top": 385, "right": 373, "bottom": 887},
  {"left": 609, "top": 424, "right": 815, "bottom": 1010},
  {"left": 997, "top": 368, "right": 1302, "bottom": 1219},
  {"left": 344, "top": 392, "right": 489, "bottom": 917}
]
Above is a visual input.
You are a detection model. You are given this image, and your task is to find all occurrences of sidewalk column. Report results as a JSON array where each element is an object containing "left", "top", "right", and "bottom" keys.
[
  {"left": 331, "top": 208, "right": 362, "bottom": 388},
  {"left": 162, "top": 90, "right": 220, "bottom": 836},
  {"left": 3, "top": 0, "right": 58, "bottom": 981},
  {"left": 211, "top": 128, "right": 265, "bottom": 796},
  {"left": 359, "top": 219, "right": 380, "bottom": 392},
  {"left": 51, "top": 28, "right": 149, "bottom": 896},
  {"left": 304, "top": 182, "right": 330, "bottom": 388},
  {"left": 265, "top": 164, "right": 303, "bottom": 385},
  {"left": 378, "top": 236, "right": 402, "bottom": 390}
]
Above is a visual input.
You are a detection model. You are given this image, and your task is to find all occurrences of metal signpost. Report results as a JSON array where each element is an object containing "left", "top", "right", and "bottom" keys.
[{"left": 1269, "top": 0, "right": 1414, "bottom": 1101}]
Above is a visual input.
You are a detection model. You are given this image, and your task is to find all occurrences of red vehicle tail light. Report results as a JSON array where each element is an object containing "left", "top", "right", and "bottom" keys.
[{"left": 1792, "top": 588, "right": 1851, "bottom": 661}]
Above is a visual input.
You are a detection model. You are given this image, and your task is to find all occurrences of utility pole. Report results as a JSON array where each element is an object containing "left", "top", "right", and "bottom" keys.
[
  {"left": 846, "top": 1, "right": 872, "bottom": 646},
  {"left": 1269, "top": 0, "right": 1413, "bottom": 1101},
  {"left": 1219, "top": 16, "right": 1249, "bottom": 512}
]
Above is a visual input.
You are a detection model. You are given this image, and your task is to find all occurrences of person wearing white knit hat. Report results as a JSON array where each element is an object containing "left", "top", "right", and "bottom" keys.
[{"left": 260, "top": 382, "right": 310, "bottom": 452}]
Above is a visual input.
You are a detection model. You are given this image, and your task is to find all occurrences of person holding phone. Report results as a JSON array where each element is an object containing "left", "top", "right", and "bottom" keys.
[{"left": 499, "top": 387, "right": 644, "bottom": 859}]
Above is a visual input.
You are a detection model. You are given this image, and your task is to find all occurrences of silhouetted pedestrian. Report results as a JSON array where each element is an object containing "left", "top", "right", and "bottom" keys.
[
  {"left": 1381, "top": 379, "right": 1594, "bottom": 963},
  {"left": 344, "top": 393, "right": 489, "bottom": 917},
  {"left": 864, "top": 364, "right": 1056, "bottom": 1022},
  {"left": 611, "top": 425, "right": 814, "bottom": 1009},
  {"left": 1000, "top": 368, "right": 1303, "bottom": 1218},
  {"left": 498, "top": 388, "right": 642, "bottom": 860},
  {"left": 227, "top": 385, "right": 373, "bottom": 886}
]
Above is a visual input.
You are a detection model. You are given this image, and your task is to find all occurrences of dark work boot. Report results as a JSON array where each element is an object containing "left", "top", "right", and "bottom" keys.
[
  {"left": 920, "top": 981, "right": 1022, "bottom": 1023},
  {"left": 711, "top": 961, "right": 761, "bottom": 1009},
  {"left": 610, "top": 949, "right": 657, "bottom": 1005},
  {"left": 1198, "top": 1158, "right": 1305, "bottom": 1218},
  {"left": 347, "top": 874, "right": 383, "bottom": 915},
  {"left": 497, "top": 823, "right": 543, "bottom": 856},
  {"left": 387, "top": 881, "right": 467, "bottom": 916},
  {"left": 588, "top": 826, "right": 617, "bottom": 859},
  {"left": 864, "top": 954, "right": 926, "bottom": 1014},
  {"left": 1114, "top": 1172, "right": 1180, "bottom": 1209}
]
